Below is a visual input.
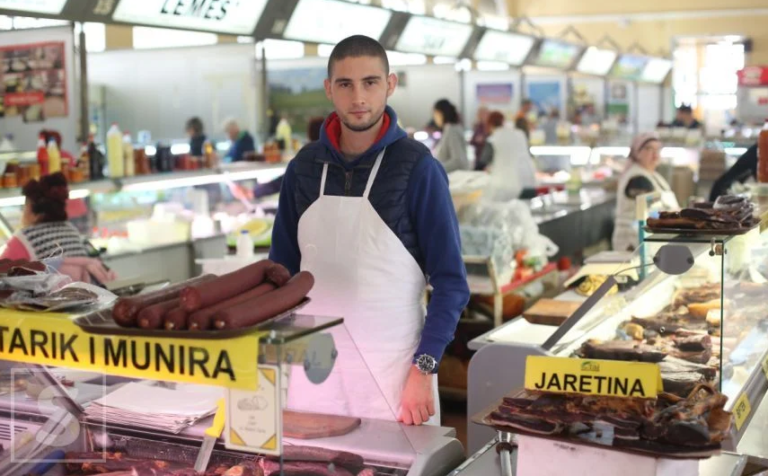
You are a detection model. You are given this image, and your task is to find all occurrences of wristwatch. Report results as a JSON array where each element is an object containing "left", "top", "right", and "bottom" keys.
[{"left": 414, "top": 354, "right": 438, "bottom": 375}]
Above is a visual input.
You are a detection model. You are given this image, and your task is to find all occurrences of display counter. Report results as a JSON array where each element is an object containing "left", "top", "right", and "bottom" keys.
[
  {"left": 463, "top": 222, "right": 768, "bottom": 473},
  {"left": 0, "top": 306, "right": 465, "bottom": 476}
]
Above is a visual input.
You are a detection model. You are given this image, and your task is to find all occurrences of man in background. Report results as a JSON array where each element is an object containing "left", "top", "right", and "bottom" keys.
[
  {"left": 222, "top": 118, "right": 256, "bottom": 162},
  {"left": 671, "top": 105, "right": 702, "bottom": 129}
]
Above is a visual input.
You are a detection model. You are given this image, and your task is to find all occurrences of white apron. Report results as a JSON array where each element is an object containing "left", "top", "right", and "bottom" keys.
[{"left": 287, "top": 149, "right": 440, "bottom": 424}]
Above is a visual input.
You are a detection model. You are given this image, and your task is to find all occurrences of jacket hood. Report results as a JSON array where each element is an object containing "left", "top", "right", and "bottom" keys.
[{"left": 319, "top": 105, "right": 406, "bottom": 168}]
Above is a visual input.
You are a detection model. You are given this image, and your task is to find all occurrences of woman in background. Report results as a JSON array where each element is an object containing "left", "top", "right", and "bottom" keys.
[
  {"left": 612, "top": 132, "right": 675, "bottom": 252},
  {"left": 0, "top": 172, "right": 115, "bottom": 284},
  {"left": 470, "top": 106, "right": 489, "bottom": 170},
  {"left": 432, "top": 99, "right": 469, "bottom": 173},
  {"left": 481, "top": 111, "right": 537, "bottom": 201},
  {"left": 185, "top": 117, "right": 207, "bottom": 157}
]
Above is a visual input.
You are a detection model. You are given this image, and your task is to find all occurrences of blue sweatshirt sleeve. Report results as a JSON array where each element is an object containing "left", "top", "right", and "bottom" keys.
[
  {"left": 268, "top": 162, "right": 301, "bottom": 275},
  {"left": 408, "top": 156, "right": 469, "bottom": 365}
]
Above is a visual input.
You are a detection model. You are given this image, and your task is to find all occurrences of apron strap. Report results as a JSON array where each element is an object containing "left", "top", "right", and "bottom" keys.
[
  {"left": 320, "top": 163, "right": 329, "bottom": 197},
  {"left": 363, "top": 148, "right": 386, "bottom": 199}
]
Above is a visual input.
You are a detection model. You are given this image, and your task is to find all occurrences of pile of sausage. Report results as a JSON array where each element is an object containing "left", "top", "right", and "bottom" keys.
[{"left": 111, "top": 260, "right": 314, "bottom": 331}]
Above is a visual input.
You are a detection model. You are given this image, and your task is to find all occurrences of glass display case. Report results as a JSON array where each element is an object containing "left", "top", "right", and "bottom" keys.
[
  {"left": 465, "top": 224, "right": 768, "bottom": 465},
  {"left": 0, "top": 310, "right": 464, "bottom": 476}
]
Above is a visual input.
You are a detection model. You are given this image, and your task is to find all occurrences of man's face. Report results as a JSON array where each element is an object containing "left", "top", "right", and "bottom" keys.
[
  {"left": 226, "top": 125, "right": 238, "bottom": 141},
  {"left": 325, "top": 55, "right": 396, "bottom": 133}
]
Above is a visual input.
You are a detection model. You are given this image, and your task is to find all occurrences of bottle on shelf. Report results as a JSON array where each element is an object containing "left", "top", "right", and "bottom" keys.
[
  {"left": 106, "top": 123, "right": 124, "bottom": 178},
  {"left": 758, "top": 119, "right": 768, "bottom": 183},
  {"left": 36, "top": 133, "right": 49, "bottom": 176},
  {"left": 79, "top": 142, "right": 91, "bottom": 181},
  {"left": 87, "top": 133, "right": 105, "bottom": 180},
  {"left": 47, "top": 139, "right": 61, "bottom": 174},
  {"left": 203, "top": 140, "right": 216, "bottom": 169},
  {"left": 123, "top": 131, "right": 135, "bottom": 177},
  {"left": 236, "top": 229, "right": 254, "bottom": 259}
]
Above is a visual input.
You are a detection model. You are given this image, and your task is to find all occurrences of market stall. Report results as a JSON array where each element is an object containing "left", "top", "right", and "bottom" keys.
[
  {"left": 0, "top": 259, "right": 465, "bottom": 476},
  {"left": 459, "top": 192, "right": 768, "bottom": 474}
]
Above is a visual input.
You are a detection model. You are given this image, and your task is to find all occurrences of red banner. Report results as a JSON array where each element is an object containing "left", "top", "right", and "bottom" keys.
[
  {"left": 738, "top": 66, "right": 768, "bottom": 86},
  {"left": 4, "top": 91, "right": 44, "bottom": 107}
]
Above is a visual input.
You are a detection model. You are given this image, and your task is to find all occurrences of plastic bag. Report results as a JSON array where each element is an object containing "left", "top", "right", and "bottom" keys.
[
  {"left": 1, "top": 282, "right": 116, "bottom": 312},
  {"left": 462, "top": 200, "right": 559, "bottom": 265}
]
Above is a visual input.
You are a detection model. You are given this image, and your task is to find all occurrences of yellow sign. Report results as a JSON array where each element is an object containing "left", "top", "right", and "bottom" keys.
[
  {"left": 524, "top": 356, "right": 663, "bottom": 399},
  {"left": 0, "top": 310, "right": 261, "bottom": 390},
  {"left": 733, "top": 393, "right": 751, "bottom": 431}
]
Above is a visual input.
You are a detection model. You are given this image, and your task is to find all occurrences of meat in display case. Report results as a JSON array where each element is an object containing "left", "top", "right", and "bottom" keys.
[
  {"left": 462, "top": 224, "right": 768, "bottom": 474},
  {"left": 0, "top": 310, "right": 464, "bottom": 476}
]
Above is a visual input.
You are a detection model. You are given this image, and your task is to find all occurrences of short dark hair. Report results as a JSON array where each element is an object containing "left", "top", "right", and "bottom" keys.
[
  {"left": 186, "top": 117, "right": 204, "bottom": 136},
  {"left": 522, "top": 99, "right": 533, "bottom": 106},
  {"left": 678, "top": 105, "right": 693, "bottom": 114},
  {"left": 23, "top": 172, "right": 69, "bottom": 223},
  {"left": 487, "top": 111, "right": 505, "bottom": 129},
  {"left": 328, "top": 35, "right": 389, "bottom": 78},
  {"left": 434, "top": 99, "right": 460, "bottom": 125}
]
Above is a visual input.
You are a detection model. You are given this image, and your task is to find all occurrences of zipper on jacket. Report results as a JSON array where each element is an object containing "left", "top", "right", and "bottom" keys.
[{"left": 344, "top": 171, "right": 353, "bottom": 196}]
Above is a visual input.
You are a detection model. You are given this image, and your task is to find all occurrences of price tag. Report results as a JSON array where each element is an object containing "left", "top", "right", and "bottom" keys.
[
  {"left": 225, "top": 364, "right": 282, "bottom": 456},
  {"left": 733, "top": 393, "right": 751, "bottom": 431}
]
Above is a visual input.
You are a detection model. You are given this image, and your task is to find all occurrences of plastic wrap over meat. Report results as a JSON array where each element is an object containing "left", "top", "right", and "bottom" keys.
[{"left": 461, "top": 200, "right": 559, "bottom": 262}]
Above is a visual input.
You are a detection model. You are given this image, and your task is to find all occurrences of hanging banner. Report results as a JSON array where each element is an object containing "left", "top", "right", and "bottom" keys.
[{"left": 0, "top": 41, "right": 67, "bottom": 121}]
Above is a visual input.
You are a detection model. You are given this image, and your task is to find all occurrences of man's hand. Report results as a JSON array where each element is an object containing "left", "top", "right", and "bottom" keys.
[{"left": 398, "top": 366, "right": 435, "bottom": 426}]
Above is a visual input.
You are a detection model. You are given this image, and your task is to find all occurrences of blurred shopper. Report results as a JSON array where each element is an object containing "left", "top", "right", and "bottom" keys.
[
  {"left": 481, "top": 111, "right": 537, "bottom": 200},
  {"left": 222, "top": 118, "right": 256, "bottom": 162},
  {"left": 470, "top": 106, "right": 489, "bottom": 170},
  {"left": 613, "top": 132, "right": 676, "bottom": 251},
  {"left": 185, "top": 117, "right": 207, "bottom": 157},
  {"left": 515, "top": 116, "right": 531, "bottom": 140},
  {"left": 432, "top": 99, "right": 469, "bottom": 173},
  {"left": 671, "top": 105, "right": 701, "bottom": 129},
  {"left": 0, "top": 172, "right": 115, "bottom": 284}
]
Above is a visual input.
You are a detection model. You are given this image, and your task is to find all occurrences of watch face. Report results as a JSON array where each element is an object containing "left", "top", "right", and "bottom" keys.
[{"left": 417, "top": 354, "right": 437, "bottom": 373}]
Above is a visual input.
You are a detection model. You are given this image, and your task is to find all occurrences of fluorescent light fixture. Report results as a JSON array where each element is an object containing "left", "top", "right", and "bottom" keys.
[
  {"left": 0, "top": 0, "right": 67, "bottom": 14},
  {"left": 530, "top": 146, "right": 592, "bottom": 166},
  {"left": 577, "top": 47, "right": 618, "bottom": 76},
  {"left": 433, "top": 56, "right": 457, "bottom": 64},
  {"left": 476, "top": 61, "right": 510, "bottom": 71},
  {"left": 725, "top": 147, "right": 748, "bottom": 156},
  {"left": 0, "top": 189, "right": 91, "bottom": 208},
  {"left": 283, "top": 0, "right": 392, "bottom": 44},
  {"left": 121, "top": 166, "right": 287, "bottom": 193},
  {"left": 641, "top": 58, "right": 673, "bottom": 83},
  {"left": 596, "top": 147, "right": 630, "bottom": 156},
  {"left": 170, "top": 143, "right": 191, "bottom": 155},
  {"left": 396, "top": 16, "right": 474, "bottom": 57},
  {"left": 474, "top": 30, "right": 535, "bottom": 66}
]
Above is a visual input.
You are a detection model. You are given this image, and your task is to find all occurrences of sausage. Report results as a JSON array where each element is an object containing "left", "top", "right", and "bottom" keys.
[
  {"left": 180, "top": 259, "right": 275, "bottom": 312},
  {"left": 266, "top": 263, "right": 291, "bottom": 287},
  {"left": 188, "top": 282, "right": 276, "bottom": 331},
  {"left": 163, "top": 307, "right": 189, "bottom": 331},
  {"left": 137, "top": 298, "right": 180, "bottom": 330},
  {"left": 112, "top": 274, "right": 215, "bottom": 327},
  {"left": 213, "top": 271, "right": 314, "bottom": 330}
]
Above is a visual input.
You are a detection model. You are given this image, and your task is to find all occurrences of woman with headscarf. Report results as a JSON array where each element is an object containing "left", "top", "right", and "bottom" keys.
[{"left": 612, "top": 132, "right": 675, "bottom": 252}]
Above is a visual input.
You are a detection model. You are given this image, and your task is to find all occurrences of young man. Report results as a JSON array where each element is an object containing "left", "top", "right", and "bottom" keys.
[{"left": 269, "top": 35, "right": 469, "bottom": 426}]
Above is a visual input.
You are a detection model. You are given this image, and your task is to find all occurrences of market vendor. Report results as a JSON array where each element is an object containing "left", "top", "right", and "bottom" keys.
[
  {"left": 613, "top": 132, "right": 676, "bottom": 251},
  {"left": 0, "top": 172, "right": 115, "bottom": 284},
  {"left": 270, "top": 35, "right": 469, "bottom": 426}
]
